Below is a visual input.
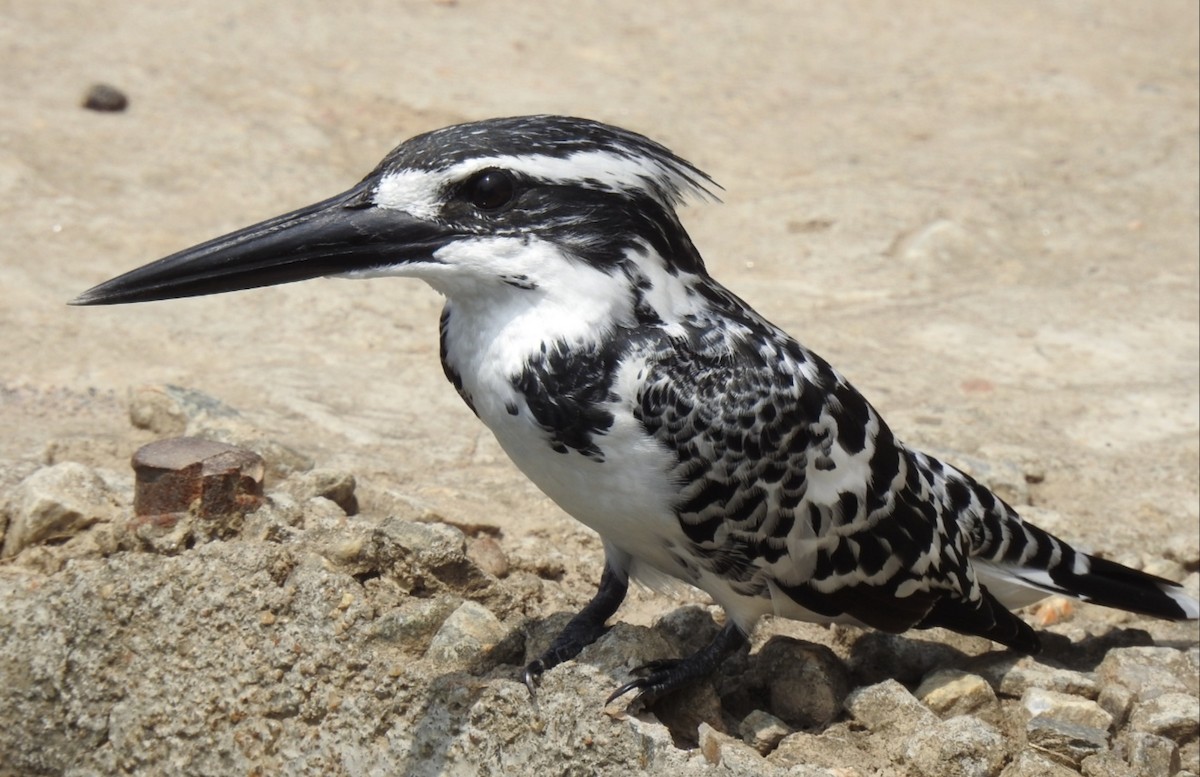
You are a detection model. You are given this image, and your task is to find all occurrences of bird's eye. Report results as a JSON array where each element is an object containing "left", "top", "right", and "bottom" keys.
[{"left": 462, "top": 169, "right": 516, "bottom": 211}]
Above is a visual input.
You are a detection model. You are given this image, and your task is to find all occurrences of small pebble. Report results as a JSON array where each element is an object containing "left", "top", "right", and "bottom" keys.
[
  {"left": 917, "top": 669, "right": 997, "bottom": 717},
  {"left": 424, "top": 600, "right": 506, "bottom": 669},
  {"left": 739, "top": 709, "right": 791, "bottom": 755},
  {"left": 82, "top": 83, "right": 128, "bottom": 112},
  {"left": 466, "top": 535, "right": 509, "bottom": 578}
]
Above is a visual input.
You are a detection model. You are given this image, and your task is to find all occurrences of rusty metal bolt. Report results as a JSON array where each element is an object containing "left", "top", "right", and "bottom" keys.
[{"left": 132, "top": 437, "right": 264, "bottom": 522}]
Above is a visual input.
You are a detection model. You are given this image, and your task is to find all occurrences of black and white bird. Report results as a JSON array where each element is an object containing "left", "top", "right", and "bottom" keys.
[{"left": 73, "top": 115, "right": 1198, "bottom": 702}]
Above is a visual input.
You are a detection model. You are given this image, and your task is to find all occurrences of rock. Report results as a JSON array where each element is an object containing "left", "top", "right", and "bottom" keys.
[
  {"left": 653, "top": 604, "right": 721, "bottom": 657},
  {"left": 1096, "top": 647, "right": 1197, "bottom": 702},
  {"left": 976, "top": 654, "right": 1100, "bottom": 699},
  {"left": 749, "top": 637, "right": 850, "bottom": 728},
  {"left": 768, "top": 728, "right": 873, "bottom": 774},
  {"left": 1, "top": 462, "right": 120, "bottom": 557},
  {"left": 848, "top": 630, "right": 973, "bottom": 686},
  {"left": 1079, "top": 752, "right": 1138, "bottom": 777},
  {"left": 917, "top": 669, "right": 998, "bottom": 717},
  {"left": 1127, "top": 691, "right": 1200, "bottom": 744},
  {"left": 280, "top": 468, "right": 358, "bottom": 515},
  {"left": 128, "top": 384, "right": 192, "bottom": 435},
  {"left": 1025, "top": 715, "right": 1108, "bottom": 767},
  {"left": 904, "top": 716, "right": 1007, "bottom": 777},
  {"left": 845, "top": 678, "right": 939, "bottom": 735},
  {"left": 698, "top": 721, "right": 736, "bottom": 765},
  {"left": 366, "top": 518, "right": 491, "bottom": 597},
  {"left": 82, "top": 83, "right": 128, "bottom": 112},
  {"left": 651, "top": 673, "right": 726, "bottom": 748},
  {"left": 1000, "top": 750, "right": 1084, "bottom": 777},
  {"left": 466, "top": 535, "right": 509, "bottom": 578},
  {"left": 698, "top": 722, "right": 793, "bottom": 773},
  {"left": 1116, "top": 731, "right": 1181, "bottom": 777},
  {"left": 1021, "top": 687, "right": 1114, "bottom": 732},
  {"left": 1098, "top": 683, "right": 1135, "bottom": 729},
  {"left": 127, "top": 385, "right": 313, "bottom": 480},
  {"left": 739, "top": 709, "right": 791, "bottom": 755},
  {"left": 368, "top": 596, "right": 462, "bottom": 652},
  {"left": 424, "top": 600, "right": 509, "bottom": 669}
]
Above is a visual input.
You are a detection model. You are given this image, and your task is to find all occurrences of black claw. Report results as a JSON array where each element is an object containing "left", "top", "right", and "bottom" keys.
[
  {"left": 602, "top": 657, "right": 682, "bottom": 704},
  {"left": 606, "top": 677, "right": 647, "bottom": 705},
  {"left": 523, "top": 660, "right": 545, "bottom": 698},
  {"left": 605, "top": 659, "right": 684, "bottom": 705}
]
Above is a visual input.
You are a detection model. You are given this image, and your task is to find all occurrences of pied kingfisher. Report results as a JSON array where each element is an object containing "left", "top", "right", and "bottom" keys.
[{"left": 74, "top": 115, "right": 1198, "bottom": 703}]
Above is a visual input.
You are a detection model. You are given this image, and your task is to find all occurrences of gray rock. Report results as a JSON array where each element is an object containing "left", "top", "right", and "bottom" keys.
[
  {"left": 1096, "top": 647, "right": 1197, "bottom": 702},
  {"left": 424, "top": 600, "right": 509, "bottom": 669},
  {"left": 1079, "top": 752, "right": 1138, "bottom": 777},
  {"left": 845, "top": 678, "right": 939, "bottom": 734},
  {"left": 904, "top": 715, "right": 1007, "bottom": 777},
  {"left": 128, "top": 385, "right": 314, "bottom": 479},
  {"left": 641, "top": 665, "right": 726, "bottom": 749},
  {"left": 917, "top": 668, "right": 999, "bottom": 717},
  {"left": 698, "top": 722, "right": 802, "bottom": 775},
  {"left": 977, "top": 654, "right": 1100, "bottom": 699},
  {"left": 1, "top": 462, "right": 120, "bottom": 557},
  {"left": 1116, "top": 730, "right": 1181, "bottom": 777},
  {"left": 738, "top": 709, "right": 791, "bottom": 755},
  {"left": 280, "top": 468, "right": 358, "bottom": 514},
  {"left": 466, "top": 535, "right": 509, "bottom": 578},
  {"left": 1098, "top": 683, "right": 1135, "bottom": 729},
  {"left": 1127, "top": 691, "right": 1200, "bottom": 745},
  {"left": 652, "top": 604, "right": 721, "bottom": 657},
  {"left": 848, "top": 630, "right": 975, "bottom": 686},
  {"left": 369, "top": 596, "right": 463, "bottom": 652},
  {"left": 768, "top": 728, "right": 874, "bottom": 774},
  {"left": 748, "top": 637, "right": 849, "bottom": 729},
  {"left": 1000, "top": 750, "right": 1085, "bottom": 777},
  {"left": 366, "top": 517, "right": 491, "bottom": 598},
  {"left": 1026, "top": 715, "right": 1109, "bottom": 767},
  {"left": 698, "top": 721, "right": 737, "bottom": 766},
  {"left": 1021, "top": 687, "right": 1114, "bottom": 732}
]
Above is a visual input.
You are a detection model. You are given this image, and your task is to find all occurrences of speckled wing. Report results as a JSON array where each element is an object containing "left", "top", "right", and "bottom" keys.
[
  {"left": 628, "top": 281, "right": 1037, "bottom": 648},
  {"left": 631, "top": 282, "right": 1196, "bottom": 647}
]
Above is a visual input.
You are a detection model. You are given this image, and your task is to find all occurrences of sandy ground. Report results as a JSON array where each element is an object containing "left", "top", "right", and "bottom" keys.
[{"left": 1, "top": 0, "right": 1198, "bottom": 772}]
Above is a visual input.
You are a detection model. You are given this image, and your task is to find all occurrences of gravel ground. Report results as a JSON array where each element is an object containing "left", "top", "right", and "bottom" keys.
[{"left": 2, "top": 2, "right": 1198, "bottom": 775}]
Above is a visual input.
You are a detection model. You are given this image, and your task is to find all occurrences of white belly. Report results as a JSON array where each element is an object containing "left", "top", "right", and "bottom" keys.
[{"left": 477, "top": 384, "right": 685, "bottom": 572}]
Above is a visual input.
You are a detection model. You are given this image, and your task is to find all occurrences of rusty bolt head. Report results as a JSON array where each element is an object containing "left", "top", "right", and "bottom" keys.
[{"left": 132, "top": 437, "right": 265, "bottom": 523}]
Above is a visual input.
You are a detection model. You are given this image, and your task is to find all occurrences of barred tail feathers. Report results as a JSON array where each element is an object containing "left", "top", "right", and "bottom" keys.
[{"left": 973, "top": 516, "right": 1198, "bottom": 621}]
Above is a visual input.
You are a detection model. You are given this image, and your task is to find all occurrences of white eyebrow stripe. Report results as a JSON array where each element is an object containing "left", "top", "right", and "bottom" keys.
[
  {"left": 373, "top": 150, "right": 705, "bottom": 217},
  {"left": 373, "top": 169, "right": 450, "bottom": 219}
]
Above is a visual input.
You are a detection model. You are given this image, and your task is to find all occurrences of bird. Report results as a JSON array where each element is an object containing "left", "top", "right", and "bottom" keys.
[{"left": 72, "top": 115, "right": 1199, "bottom": 704}]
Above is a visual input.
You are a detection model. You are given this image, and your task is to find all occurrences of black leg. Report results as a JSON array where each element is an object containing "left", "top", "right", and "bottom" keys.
[
  {"left": 606, "top": 621, "right": 747, "bottom": 705},
  {"left": 524, "top": 564, "right": 628, "bottom": 695}
]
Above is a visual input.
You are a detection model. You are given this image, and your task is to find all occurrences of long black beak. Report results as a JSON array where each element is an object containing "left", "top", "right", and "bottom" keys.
[{"left": 71, "top": 181, "right": 456, "bottom": 306}]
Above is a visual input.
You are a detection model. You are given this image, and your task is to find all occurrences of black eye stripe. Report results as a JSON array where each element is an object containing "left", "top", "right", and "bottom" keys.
[{"left": 461, "top": 168, "right": 517, "bottom": 211}]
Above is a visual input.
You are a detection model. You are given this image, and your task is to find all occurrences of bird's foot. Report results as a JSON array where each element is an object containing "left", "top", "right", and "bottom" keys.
[
  {"left": 606, "top": 622, "right": 747, "bottom": 706},
  {"left": 522, "top": 564, "right": 629, "bottom": 699}
]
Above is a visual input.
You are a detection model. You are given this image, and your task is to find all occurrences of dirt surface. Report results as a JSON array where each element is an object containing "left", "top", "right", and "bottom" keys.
[{"left": 2, "top": 2, "right": 1198, "bottom": 775}]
